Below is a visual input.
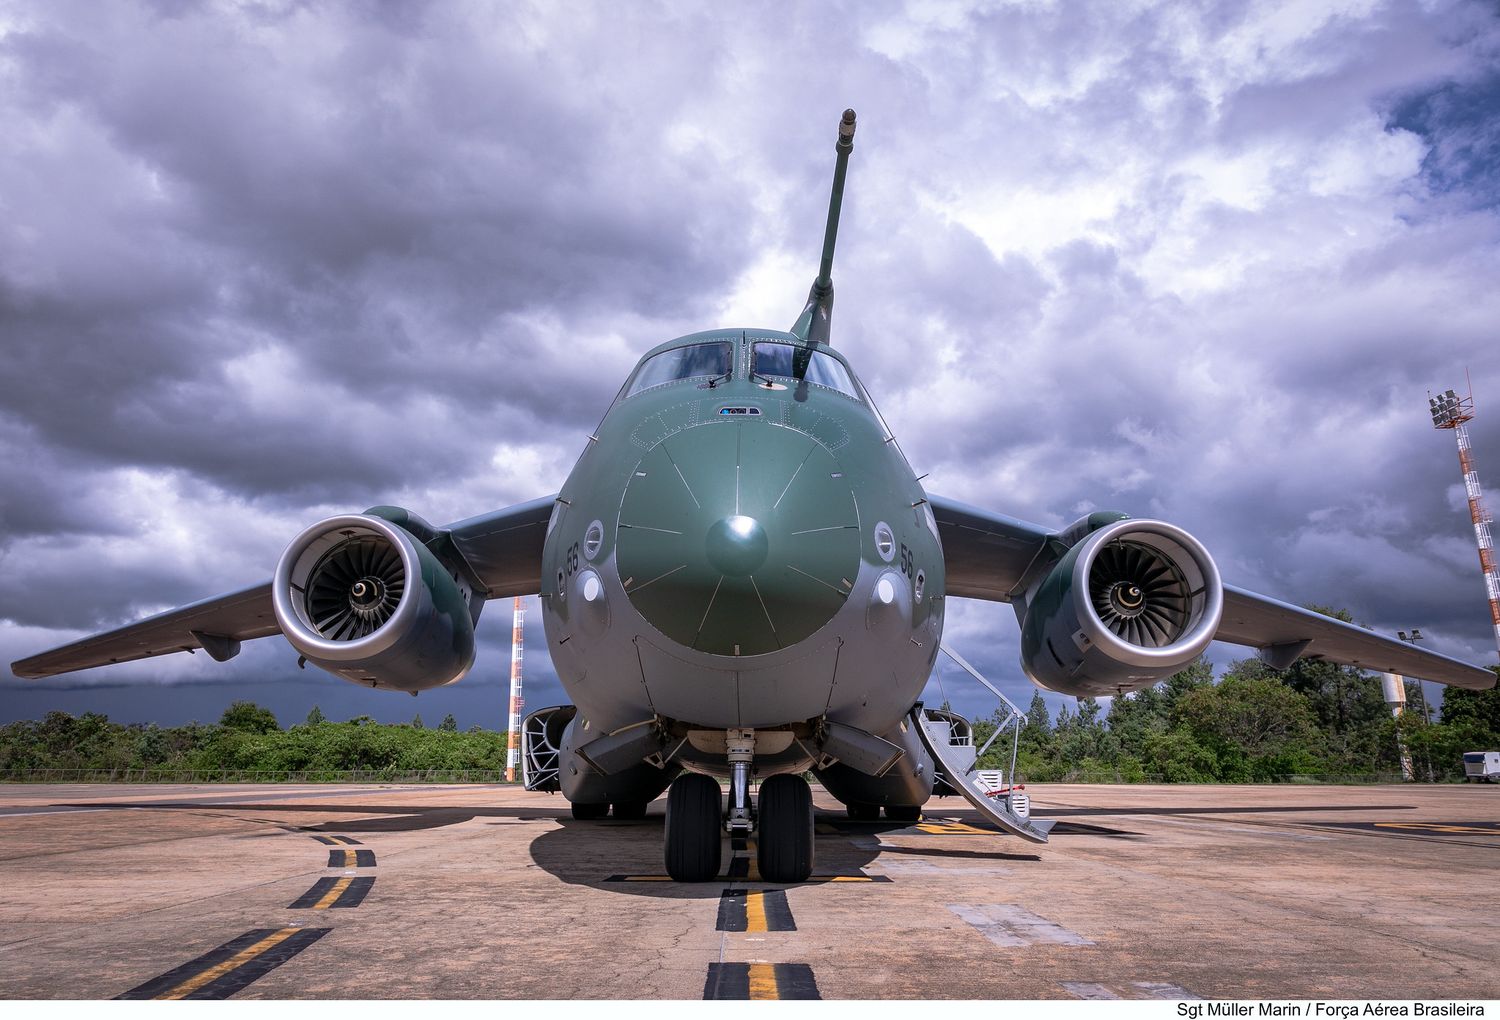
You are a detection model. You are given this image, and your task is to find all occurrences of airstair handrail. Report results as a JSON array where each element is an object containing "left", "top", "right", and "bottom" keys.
[
  {"left": 938, "top": 643, "right": 1026, "bottom": 721},
  {"left": 934, "top": 641, "right": 1033, "bottom": 791}
]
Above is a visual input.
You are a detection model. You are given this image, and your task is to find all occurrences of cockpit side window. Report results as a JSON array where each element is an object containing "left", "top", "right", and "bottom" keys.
[
  {"left": 624, "top": 342, "right": 733, "bottom": 398},
  {"left": 751, "top": 342, "right": 860, "bottom": 400}
]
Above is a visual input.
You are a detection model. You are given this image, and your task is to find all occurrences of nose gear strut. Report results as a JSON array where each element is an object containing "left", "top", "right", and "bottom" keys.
[{"left": 726, "top": 728, "right": 755, "bottom": 834}]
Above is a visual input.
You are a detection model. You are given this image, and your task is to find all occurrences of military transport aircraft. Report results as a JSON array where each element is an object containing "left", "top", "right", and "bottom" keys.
[{"left": 14, "top": 110, "right": 1495, "bottom": 883}]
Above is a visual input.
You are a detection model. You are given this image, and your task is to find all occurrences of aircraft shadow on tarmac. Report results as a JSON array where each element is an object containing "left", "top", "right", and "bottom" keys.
[
  {"left": 58, "top": 798, "right": 1260, "bottom": 899},
  {"left": 1037, "top": 804, "right": 1417, "bottom": 818},
  {"left": 66, "top": 800, "right": 561, "bottom": 832},
  {"left": 524, "top": 811, "right": 1084, "bottom": 899}
]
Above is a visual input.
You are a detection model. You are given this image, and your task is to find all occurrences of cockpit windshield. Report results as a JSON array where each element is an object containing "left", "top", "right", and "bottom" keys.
[
  {"left": 751, "top": 342, "right": 860, "bottom": 400},
  {"left": 624, "top": 342, "right": 733, "bottom": 398}
]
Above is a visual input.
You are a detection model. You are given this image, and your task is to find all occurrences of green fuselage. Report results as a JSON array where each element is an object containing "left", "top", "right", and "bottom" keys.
[{"left": 539, "top": 329, "right": 944, "bottom": 773}]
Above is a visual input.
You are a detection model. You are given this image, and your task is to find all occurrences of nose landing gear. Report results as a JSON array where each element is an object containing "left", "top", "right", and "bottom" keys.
[
  {"left": 726, "top": 728, "right": 755, "bottom": 835},
  {"left": 756, "top": 773, "right": 814, "bottom": 883},
  {"left": 662, "top": 727, "right": 817, "bottom": 883},
  {"left": 664, "top": 772, "right": 722, "bottom": 882}
]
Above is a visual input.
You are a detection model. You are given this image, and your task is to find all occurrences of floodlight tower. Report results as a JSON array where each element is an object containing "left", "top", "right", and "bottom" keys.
[
  {"left": 505, "top": 596, "right": 526, "bottom": 783},
  {"left": 1396, "top": 629, "right": 1431, "bottom": 722},
  {"left": 1429, "top": 385, "right": 1500, "bottom": 657},
  {"left": 1378, "top": 672, "right": 1416, "bottom": 781}
]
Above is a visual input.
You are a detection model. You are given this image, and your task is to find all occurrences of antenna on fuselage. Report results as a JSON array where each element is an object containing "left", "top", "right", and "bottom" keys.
[{"left": 790, "top": 108, "right": 856, "bottom": 348}]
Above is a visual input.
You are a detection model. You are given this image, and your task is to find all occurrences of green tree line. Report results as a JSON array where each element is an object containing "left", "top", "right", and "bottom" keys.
[
  {"left": 0, "top": 703, "right": 513, "bottom": 777},
  {"left": 973, "top": 651, "right": 1500, "bottom": 783},
  {"left": 5, "top": 611, "right": 1498, "bottom": 784}
]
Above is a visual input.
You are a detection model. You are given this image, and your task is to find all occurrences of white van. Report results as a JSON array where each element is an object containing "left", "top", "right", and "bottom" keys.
[{"left": 1462, "top": 751, "right": 1500, "bottom": 783}]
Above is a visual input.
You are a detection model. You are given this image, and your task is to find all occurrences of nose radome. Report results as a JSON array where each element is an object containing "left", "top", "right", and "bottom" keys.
[
  {"left": 616, "top": 422, "right": 860, "bottom": 656},
  {"left": 706, "top": 515, "right": 769, "bottom": 576}
]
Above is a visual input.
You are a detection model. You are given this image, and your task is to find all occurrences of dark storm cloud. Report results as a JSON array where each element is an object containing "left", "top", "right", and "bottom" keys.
[
  {"left": 832, "top": 1, "right": 1500, "bottom": 696},
  {"left": 0, "top": 1, "right": 756, "bottom": 502},
  {"left": 3, "top": 1, "right": 1500, "bottom": 728}
]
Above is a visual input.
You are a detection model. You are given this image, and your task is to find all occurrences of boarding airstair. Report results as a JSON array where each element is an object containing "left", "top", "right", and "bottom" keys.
[{"left": 911, "top": 644, "right": 1055, "bottom": 844}]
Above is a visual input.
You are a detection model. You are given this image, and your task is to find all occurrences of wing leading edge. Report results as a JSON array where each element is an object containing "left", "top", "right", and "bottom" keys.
[
  {"left": 929, "top": 494, "right": 1056, "bottom": 601},
  {"left": 10, "top": 495, "right": 557, "bottom": 681},
  {"left": 11, "top": 581, "right": 279, "bottom": 680},
  {"left": 927, "top": 493, "right": 1496, "bottom": 690},
  {"left": 1217, "top": 585, "right": 1494, "bottom": 689}
]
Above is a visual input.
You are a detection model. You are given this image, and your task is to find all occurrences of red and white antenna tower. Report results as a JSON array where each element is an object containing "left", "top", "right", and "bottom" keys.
[
  {"left": 505, "top": 596, "right": 525, "bottom": 783},
  {"left": 1430, "top": 382, "right": 1500, "bottom": 657}
]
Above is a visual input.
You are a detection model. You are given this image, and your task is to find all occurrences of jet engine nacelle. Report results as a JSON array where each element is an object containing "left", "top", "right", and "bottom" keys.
[
  {"left": 1018, "top": 518, "right": 1223, "bottom": 697},
  {"left": 272, "top": 512, "right": 478, "bottom": 692}
]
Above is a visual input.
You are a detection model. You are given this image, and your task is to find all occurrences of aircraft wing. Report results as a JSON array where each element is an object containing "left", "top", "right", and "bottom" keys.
[
  {"left": 443, "top": 494, "right": 556, "bottom": 596},
  {"left": 11, "top": 495, "right": 558, "bottom": 681},
  {"left": 929, "top": 494, "right": 1056, "bottom": 601},
  {"left": 927, "top": 493, "right": 1496, "bottom": 690},
  {"left": 1216, "top": 585, "right": 1494, "bottom": 689},
  {"left": 10, "top": 582, "right": 279, "bottom": 679}
]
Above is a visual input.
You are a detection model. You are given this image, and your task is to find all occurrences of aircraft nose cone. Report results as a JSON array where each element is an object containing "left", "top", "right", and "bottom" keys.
[
  {"left": 616, "top": 421, "right": 860, "bottom": 656},
  {"left": 706, "top": 515, "right": 768, "bottom": 576}
]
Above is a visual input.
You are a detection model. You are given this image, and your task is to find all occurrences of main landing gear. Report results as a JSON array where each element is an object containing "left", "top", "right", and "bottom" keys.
[{"left": 662, "top": 728, "right": 816, "bottom": 884}]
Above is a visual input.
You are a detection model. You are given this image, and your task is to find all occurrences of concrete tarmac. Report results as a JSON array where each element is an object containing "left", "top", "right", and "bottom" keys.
[{"left": 0, "top": 782, "right": 1497, "bottom": 1000}]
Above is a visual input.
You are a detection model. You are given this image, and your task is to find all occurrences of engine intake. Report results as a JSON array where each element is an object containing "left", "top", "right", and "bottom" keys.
[
  {"left": 306, "top": 534, "right": 405, "bottom": 640},
  {"left": 273, "top": 513, "right": 477, "bottom": 692},
  {"left": 1018, "top": 518, "right": 1222, "bottom": 697}
]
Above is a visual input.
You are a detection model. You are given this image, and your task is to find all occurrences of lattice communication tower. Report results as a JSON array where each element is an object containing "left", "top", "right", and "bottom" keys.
[
  {"left": 505, "top": 596, "right": 526, "bottom": 782},
  {"left": 1430, "top": 385, "right": 1500, "bottom": 656}
]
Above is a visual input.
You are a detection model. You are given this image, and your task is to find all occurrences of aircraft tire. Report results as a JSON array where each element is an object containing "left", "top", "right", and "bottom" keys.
[
  {"left": 883, "top": 804, "right": 921, "bottom": 822},
  {"left": 665, "top": 773, "right": 722, "bottom": 882},
  {"left": 845, "top": 802, "right": 880, "bottom": 821},
  {"left": 612, "top": 800, "right": 649, "bottom": 820},
  {"left": 571, "top": 801, "right": 610, "bottom": 820},
  {"left": 757, "top": 774, "right": 814, "bottom": 883}
]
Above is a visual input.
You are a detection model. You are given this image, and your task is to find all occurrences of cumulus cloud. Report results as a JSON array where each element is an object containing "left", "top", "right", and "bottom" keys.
[{"left": 3, "top": 0, "right": 1498, "bottom": 727}]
